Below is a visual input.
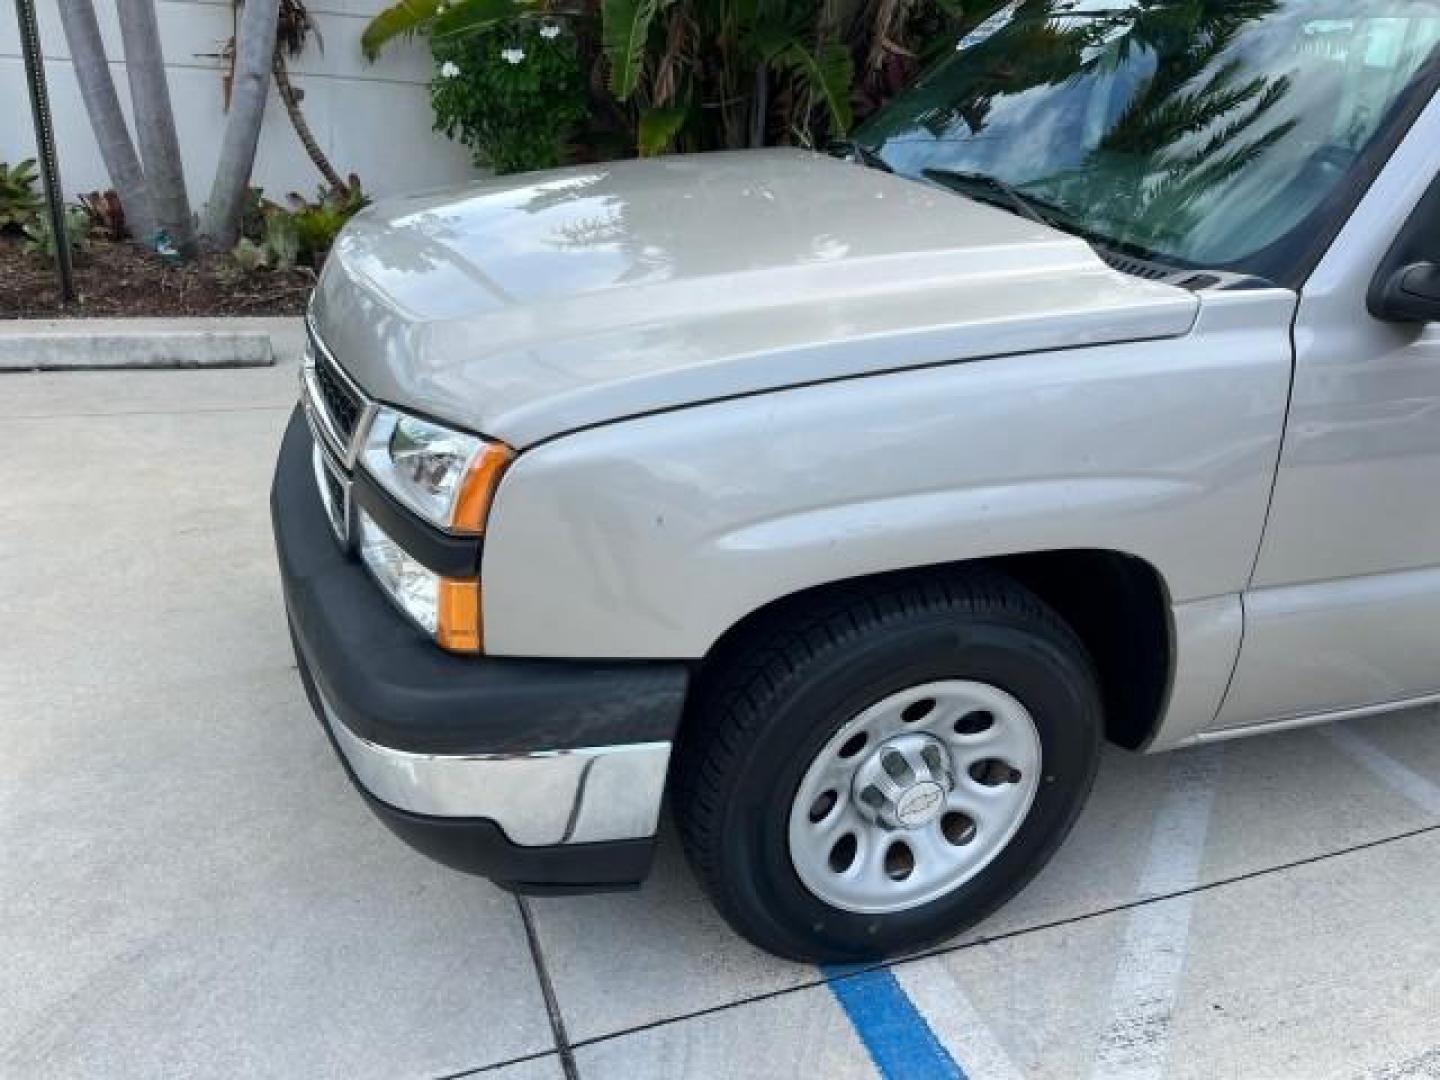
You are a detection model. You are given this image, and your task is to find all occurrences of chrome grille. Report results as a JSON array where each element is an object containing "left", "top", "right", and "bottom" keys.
[
  {"left": 301, "top": 316, "right": 372, "bottom": 548},
  {"left": 311, "top": 439, "right": 350, "bottom": 545},
  {"left": 322, "top": 460, "right": 345, "bottom": 523},
  {"left": 314, "top": 347, "right": 363, "bottom": 446},
  {"left": 302, "top": 317, "right": 373, "bottom": 465}
]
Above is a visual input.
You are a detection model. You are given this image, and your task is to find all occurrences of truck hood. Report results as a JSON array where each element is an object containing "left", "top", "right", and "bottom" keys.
[{"left": 312, "top": 149, "right": 1198, "bottom": 448}]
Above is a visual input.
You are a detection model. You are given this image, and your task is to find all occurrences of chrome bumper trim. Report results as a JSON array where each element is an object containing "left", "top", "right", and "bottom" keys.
[{"left": 315, "top": 684, "right": 671, "bottom": 847}]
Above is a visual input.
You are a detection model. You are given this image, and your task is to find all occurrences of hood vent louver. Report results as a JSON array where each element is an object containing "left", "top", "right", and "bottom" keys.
[{"left": 1095, "top": 248, "right": 1175, "bottom": 281}]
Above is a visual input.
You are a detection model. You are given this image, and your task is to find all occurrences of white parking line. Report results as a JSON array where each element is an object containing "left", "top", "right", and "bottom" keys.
[
  {"left": 1323, "top": 724, "right": 1440, "bottom": 816},
  {"left": 896, "top": 960, "right": 1027, "bottom": 1080},
  {"left": 1089, "top": 746, "right": 1223, "bottom": 1080}
]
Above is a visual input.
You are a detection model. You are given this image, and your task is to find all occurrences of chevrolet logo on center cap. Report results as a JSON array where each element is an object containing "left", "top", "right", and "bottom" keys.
[{"left": 896, "top": 782, "right": 945, "bottom": 827}]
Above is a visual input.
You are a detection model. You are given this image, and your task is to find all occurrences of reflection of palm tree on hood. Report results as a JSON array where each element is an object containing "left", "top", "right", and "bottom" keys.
[{"left": 528, "top": 159, "right": 864, "bottom": 286}]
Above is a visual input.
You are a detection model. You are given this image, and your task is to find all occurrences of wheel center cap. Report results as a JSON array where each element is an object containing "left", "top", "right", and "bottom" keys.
[
  {"left": 850, "top": 731, "right": 955, "bottom": 830},
  {"left": 895, "top": 781, "right": 946, "bottom": 827}
]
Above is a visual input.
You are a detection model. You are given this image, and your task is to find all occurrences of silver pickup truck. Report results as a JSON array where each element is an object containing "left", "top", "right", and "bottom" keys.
[{"left": 272, "top": 1, "right": 1440, "bottom": 961}]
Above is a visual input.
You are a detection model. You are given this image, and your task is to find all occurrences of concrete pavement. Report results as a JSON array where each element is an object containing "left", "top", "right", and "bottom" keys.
[{"left": 3, "top": 331, "right": 1440, "bottom": 1078}]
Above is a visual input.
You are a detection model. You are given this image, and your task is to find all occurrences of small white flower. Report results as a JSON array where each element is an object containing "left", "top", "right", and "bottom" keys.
[
  {"left": 439, "top": 60, "right": 461, "bottom": 78},
  {"left": 539, "top": 23, "right": 561, "bottom": 39},
  {"left": 500, "top": 46, "right": 525, "bottom": 64}
]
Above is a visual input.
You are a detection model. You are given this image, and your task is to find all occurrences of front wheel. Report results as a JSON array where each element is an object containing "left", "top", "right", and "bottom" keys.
[{"left": 674, "top": 571, "right": 1102, "bottom": 962}]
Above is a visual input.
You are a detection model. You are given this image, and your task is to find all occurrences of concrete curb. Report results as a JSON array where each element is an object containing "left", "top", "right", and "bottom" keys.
[{"left": 0, "top": 316, "right": 303, "bottom": 371}]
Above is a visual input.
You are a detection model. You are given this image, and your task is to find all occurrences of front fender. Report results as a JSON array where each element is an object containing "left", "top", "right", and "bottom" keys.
[{"left": 481, "top": 291, "right": 1294, "bottom": 659}]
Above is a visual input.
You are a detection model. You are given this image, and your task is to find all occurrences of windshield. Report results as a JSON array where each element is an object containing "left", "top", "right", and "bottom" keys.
[{"left": 857, "top": 0, "right": 1440, "bottom": 280}]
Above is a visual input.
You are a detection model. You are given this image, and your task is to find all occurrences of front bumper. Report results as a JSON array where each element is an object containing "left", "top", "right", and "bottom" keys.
[{"left": 271, "top": 407, "right": 690, "bottom": 890}]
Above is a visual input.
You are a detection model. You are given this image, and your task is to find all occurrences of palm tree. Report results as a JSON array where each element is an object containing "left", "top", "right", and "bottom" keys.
[
  {"left": 272, "top": 2, "right": 350, "bottom": 194},
  {"left": 207, "top": 0, "right": 282, "bottom": 246},
  {"left": 116, "top": 0, "right": 197, "bottom": 254},
  {"left": 55, "top": 0, "right": 157, "bottom": 242}
]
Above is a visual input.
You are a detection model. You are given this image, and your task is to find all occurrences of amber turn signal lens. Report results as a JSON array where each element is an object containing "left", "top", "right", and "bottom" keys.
[
  {"left": 453, "top": 443, "right": 515, "bottom": 534},
  {"left": 436, "top": 579, "right": 482, "bottom": 654}
]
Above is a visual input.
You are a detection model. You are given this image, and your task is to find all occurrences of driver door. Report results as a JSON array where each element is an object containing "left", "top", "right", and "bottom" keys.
[{"left": 1214, "top": 98, "right": 1440, "bottom": 731}]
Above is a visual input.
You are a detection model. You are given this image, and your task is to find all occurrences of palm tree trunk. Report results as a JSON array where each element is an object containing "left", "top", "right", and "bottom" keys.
[
  {"left": 272, "top": 49, "right": 347, "bottom": 194},
  {"left": 206, "top": 0, "right": 282, "bottom": 247},
  {"left": 116, "top": 0, "right": 196, "bottom": 254},
  {"left": 55, "top": 0, "right": 157, "bottom": 242}
]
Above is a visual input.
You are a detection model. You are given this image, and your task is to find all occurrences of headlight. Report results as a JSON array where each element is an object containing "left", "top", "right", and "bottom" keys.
[
  {"left": 361, "top": 407, "right": 513, "bottom": 534},
  {"left": 357, "top": 508, "right": 482, "bottom": 652}
]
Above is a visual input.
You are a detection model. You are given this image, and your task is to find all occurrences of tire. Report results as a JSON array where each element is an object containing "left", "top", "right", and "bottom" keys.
[{"left": 673, "top": 569, "right": 1102, "bottom": 962}]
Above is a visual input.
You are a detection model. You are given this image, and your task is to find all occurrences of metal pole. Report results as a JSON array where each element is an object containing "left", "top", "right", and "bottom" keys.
[{"left": 14, "top": 0, "right": 76, "bottom": 303}]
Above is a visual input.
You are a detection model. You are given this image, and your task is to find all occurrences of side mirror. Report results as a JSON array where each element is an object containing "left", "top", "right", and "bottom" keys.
[{"left": 1369, "top": 262, "right": 1440, "bottom": 324}]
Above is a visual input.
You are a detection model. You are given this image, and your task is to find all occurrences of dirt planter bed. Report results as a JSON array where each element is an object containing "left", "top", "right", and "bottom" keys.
[{"left": 1, "top": 235, "right": 313, "bottom": 320}]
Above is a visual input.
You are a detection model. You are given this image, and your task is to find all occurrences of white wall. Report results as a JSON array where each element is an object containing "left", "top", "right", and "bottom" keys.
[{"left": 0, "top": 0, "right": 482, "bottom": 209}]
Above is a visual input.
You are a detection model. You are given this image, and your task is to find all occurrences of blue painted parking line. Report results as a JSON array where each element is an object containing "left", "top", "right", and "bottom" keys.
[{"left": 823, "top": 964, "right": 968, "bottom": 1080}]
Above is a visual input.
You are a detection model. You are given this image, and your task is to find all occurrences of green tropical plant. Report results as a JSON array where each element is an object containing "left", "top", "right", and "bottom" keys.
[
  {"left": 605, "top": 0, "right": 1012, "bottom": 150},
  {"left": 362, "top": 0, "right": 440, "bottom": 56},
  {"left": 289, "top": 201, "right": 351, "bottom": 259},
  {"left": 269, "top": 177, "right": 369, "bottom": 266},
  {"left": 240, "top": 185, "right": 270, "bottom": 242},
  {"left": 637, "top": 105, "right": 687, "bottom": 156},
  {"left": 361, "top": 0, "right": 1010, "bottom": 160},
  {"left": 228, "top": 236, "right": 273, "bottom": 274},
  {"left": 566, "top": 0, "right": 863, "bottom": 150},
  {"left": 0, "top": 159, "right": 42, "bottom": 231},
  {"left": 363, "top": 0, "right": 533, "bottom": 59},
  {"left": 262, "top": 210, "right": 301, "bottom": 268},
  {"left": 747, "top": 23, "right": 856, "bottom": 135},
  {"left": 431, "top": 19, "right": 588, "bottom": 173},
  {"left": 602, "top": 0, "right": 662, "bottom": 100},
  {"left": 22, "top": 207, "right": 91, "bottom": 258}
]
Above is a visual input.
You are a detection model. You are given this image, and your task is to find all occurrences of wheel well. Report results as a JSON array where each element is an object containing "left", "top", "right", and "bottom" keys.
[{"left": 693, "top": 551, "right": 1172, "bottom": 750}]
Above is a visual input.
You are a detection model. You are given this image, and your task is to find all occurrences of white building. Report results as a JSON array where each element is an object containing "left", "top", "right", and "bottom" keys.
[{"left": 1, "top": 0, "right": 481, "bottom": 208}]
